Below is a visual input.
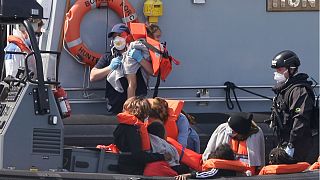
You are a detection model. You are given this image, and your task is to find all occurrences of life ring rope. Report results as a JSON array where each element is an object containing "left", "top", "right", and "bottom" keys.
[{"left": 64, "top": 0, "right": 139, "bottom": 67}]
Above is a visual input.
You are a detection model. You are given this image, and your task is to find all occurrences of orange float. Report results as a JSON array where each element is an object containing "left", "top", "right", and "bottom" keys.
[{"left": 64, "top": 0, "right": 138, "bottom": 67}]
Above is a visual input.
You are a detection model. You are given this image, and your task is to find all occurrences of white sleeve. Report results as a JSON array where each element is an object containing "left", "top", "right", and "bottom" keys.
[
  {"left": 5, "top": 45, "right": 24, "bottom": 77},
  {"left": 247, "top": 127, "right": 265, "bottom": 167},
  {"left": 202, "top": 123, "right": 226, "bottom": 161}
]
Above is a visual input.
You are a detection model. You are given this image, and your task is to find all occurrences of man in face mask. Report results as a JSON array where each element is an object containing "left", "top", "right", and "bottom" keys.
[
  {"left": 269, "top": 50, "right": 317, "bottom": 163},
  {"left": 4, "top": 20, "right": 44, "bottom": 78},
  {"left": 90, "top": 23, "right": 148, "bottom": 114}
]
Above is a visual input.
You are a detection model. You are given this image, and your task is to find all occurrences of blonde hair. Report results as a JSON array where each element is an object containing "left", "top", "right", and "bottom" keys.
[
  {"left": 146, "top": 24, "right": 161, "bottom": 39},
  {"left": 149, "top": 97, "right": 169, "bottom": 123},
  {"left": 123, "top": 96, "right": 151, "bottom": 120}
]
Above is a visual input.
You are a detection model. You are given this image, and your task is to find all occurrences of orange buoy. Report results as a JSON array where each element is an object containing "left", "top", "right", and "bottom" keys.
[{"left": 64, "top": 0, "right": 139, "bottom": 67}]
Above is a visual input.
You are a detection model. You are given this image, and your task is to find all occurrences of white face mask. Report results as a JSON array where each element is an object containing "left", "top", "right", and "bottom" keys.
[
  {"left": 274, "top": 72, "right": 287, "bottom": 83},
  {"left": 112, "top": 36, "right": 126, "bottom": 50}
]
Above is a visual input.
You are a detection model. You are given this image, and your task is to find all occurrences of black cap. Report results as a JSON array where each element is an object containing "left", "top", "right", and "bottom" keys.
[
  {"left": 228, "top": 112, "right": 253, "bottom": 135},
  {"left": 107, "top": 23, "right": 130, "bottom": 38}
]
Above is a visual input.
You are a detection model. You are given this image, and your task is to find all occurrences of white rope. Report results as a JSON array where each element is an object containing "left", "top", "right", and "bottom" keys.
[
  {"left": 122, "top": 0, "right": 128, "bottom": 27},
  {"left": 63, "top": 41, "right": 86, "bottom": 65}
]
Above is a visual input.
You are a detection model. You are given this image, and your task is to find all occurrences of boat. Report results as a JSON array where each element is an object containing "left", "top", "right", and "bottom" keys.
[{"left": 0, "top": 0, "right": 318, "bottom": 179}]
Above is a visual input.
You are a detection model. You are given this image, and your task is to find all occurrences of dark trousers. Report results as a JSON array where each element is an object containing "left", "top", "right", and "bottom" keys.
[{"left": 293, "top": 136, "right": 313, "bottom": 162}]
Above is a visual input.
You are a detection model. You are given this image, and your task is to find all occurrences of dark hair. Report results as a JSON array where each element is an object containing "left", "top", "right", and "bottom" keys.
[
  {"left": 208, "top": 144, "right": 235, "bottom": 160},
  {"left": 146, "top": 24, "right": 161, "bottom": 38},
  {"left": 233, "top": 121, "right": 259, "bottom": 141},
  {"left": 147, "top": 121, "right": 166, "bottom": 139},
  {"left": 181, "top": 110, "right": 196, "bottom": 125},
  {"left": 269, "top": 148, "right": 298, "bottom": 165}
]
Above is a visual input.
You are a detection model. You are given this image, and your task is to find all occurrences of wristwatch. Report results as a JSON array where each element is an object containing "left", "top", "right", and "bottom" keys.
[{"left": 287, "top": 143, "right": 294, "bottom": 149}]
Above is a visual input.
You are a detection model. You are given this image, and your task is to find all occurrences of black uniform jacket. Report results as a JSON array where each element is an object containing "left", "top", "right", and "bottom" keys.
[{"left": 272, "top": 73, "right": 314, "bottom": 148}]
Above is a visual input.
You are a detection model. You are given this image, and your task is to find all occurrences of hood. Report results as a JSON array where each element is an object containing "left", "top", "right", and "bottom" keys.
[{"left": 272, "top": 73, "right": 312, "bottom": 94}]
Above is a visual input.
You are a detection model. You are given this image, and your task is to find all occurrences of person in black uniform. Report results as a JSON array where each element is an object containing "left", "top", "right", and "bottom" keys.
[
  {"left": 89, "top": 23, "right": 148, "bottom": 114},
  {"left": 269, "top": 50, "right": 315, "bottom": 162}
]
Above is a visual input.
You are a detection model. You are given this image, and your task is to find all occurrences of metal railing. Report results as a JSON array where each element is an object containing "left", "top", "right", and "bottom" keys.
[{"left": 64, "top": 84, "right": 319, "bottom": 104}]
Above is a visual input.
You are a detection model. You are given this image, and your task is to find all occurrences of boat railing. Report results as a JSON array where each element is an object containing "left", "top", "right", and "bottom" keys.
[{"left": 65, "top": 85, "right": 319, "bottom": 104}]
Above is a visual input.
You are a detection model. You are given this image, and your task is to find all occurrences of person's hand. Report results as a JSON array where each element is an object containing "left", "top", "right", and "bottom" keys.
[
  {"left": 285, "top": 145, "right": 294, "bottom": 157},
  {"left": 164, "top": 152, "right": 172, "bottom": 161},
  {"left": 108, "top": 56, "right": 121, "bottom": 70},
  {"left": 128, "top": 49, "right": 143, "bottom": 63}
]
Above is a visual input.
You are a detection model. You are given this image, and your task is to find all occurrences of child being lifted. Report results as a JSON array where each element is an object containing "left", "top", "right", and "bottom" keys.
[{"left": 125, "top": 24, "right": 161, "bottom": 98}]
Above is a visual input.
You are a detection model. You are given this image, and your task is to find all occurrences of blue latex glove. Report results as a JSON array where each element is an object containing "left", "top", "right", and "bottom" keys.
[
  {"left": 128, "top": 49, "right": 143, "bottom": 63},
  {"left": 285, "top": 146, "right": 295, "bottom": 157},
  {"left": 108, "top": 56, "right": 121, "bottom": 70}
]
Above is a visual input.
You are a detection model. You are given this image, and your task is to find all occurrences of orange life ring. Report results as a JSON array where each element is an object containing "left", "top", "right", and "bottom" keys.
[{"left": 64, "top": 0, "right": 139, "bottom": 68}]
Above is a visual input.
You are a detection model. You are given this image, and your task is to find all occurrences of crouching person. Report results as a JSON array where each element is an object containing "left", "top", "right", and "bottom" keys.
[
  {"left": 113, "top": 96, "right": 169, "bottom": 175},
  {"left": 202, "top": 113, "right": 265, "bottom": 174},
  {"left": 259, "top": 148, "right": 310, "bottom": 175}
]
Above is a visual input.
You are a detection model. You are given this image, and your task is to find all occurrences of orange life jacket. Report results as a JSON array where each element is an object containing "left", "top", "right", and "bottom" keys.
[
  {"left": 148, "top": 99, "right": 184, "bottom": 140},
  {"left": 229, "top": 138, "right": 257, "bottom": 174},
  {"left": 96, "top": 144, "right": 120, "bottom": 153},
  {"left": 7, "top": 35, "right": 31, "bottom": 54},
  {"left": 309, "top": 162, "right": 319, "bottom": 171},
  {"left": 117, "top": 112, "right": 151, "bottom": 151},
  {"left": 167, "top": 137, "right": 202, "bottom": 171},
  {"left": 258, "top": 162, "right": 310, "bottom": 175},
  {"left": 230, "top": 138, "right": 248, "bottom": 162},
  {"left": 202, "top": 159, "right": 250, "bottom": 172},
  {"left": 129, "top": 22, "right": 178, "bottom": 81},
  {"left": 64, "top": 0, "right": 139, "bottom": 67}
]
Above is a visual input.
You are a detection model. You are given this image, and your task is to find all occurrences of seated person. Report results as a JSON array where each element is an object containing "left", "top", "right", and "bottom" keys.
[
  {"left": 259, "top": 148, "right": 310, "bottom": 175},
  {"left": 5, "top": 20, "right": 43, "bottom": 78},
  {"left": 113, "top": 96, "right": 168, "bottom": 175},
  {"left": 202, "top": 113, "right": 265, "bottom": 174},
  {"left": 90, "top": 23, "right": 150, "bottom": 114},
  {"left": 175, "top": 144, "right": 237, "bottom": 180},
  {"left": 147, "top": 121, "right": 180, "bottom": 167},
  {"left": 144, "top": 121, "right": 180, "bottom": 176},
  {"left": 149, "top": 97, "right": 201, "bottom": 153}
]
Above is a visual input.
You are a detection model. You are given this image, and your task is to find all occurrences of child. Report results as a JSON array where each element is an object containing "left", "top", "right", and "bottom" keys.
[
  {"left": 144, "top": 121, "right": 181, "bottom": 176},
  {"left": 258, "top": 148, "right": 310, "bottom": 175},
  {"left": 149, "top": 97, "right": 201, "bottom": 153},
  {"left": 124, "top": 24, "right": 161, "bottom": 98},
  {"left": 268, "top": 148, "right": 297, "bottom": 165},
  {"left": 175, "top": 144, "right": 237, "bottom": 180},
  {"left": 113, "top": 96, "right": 168, "bottom": 175}
]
